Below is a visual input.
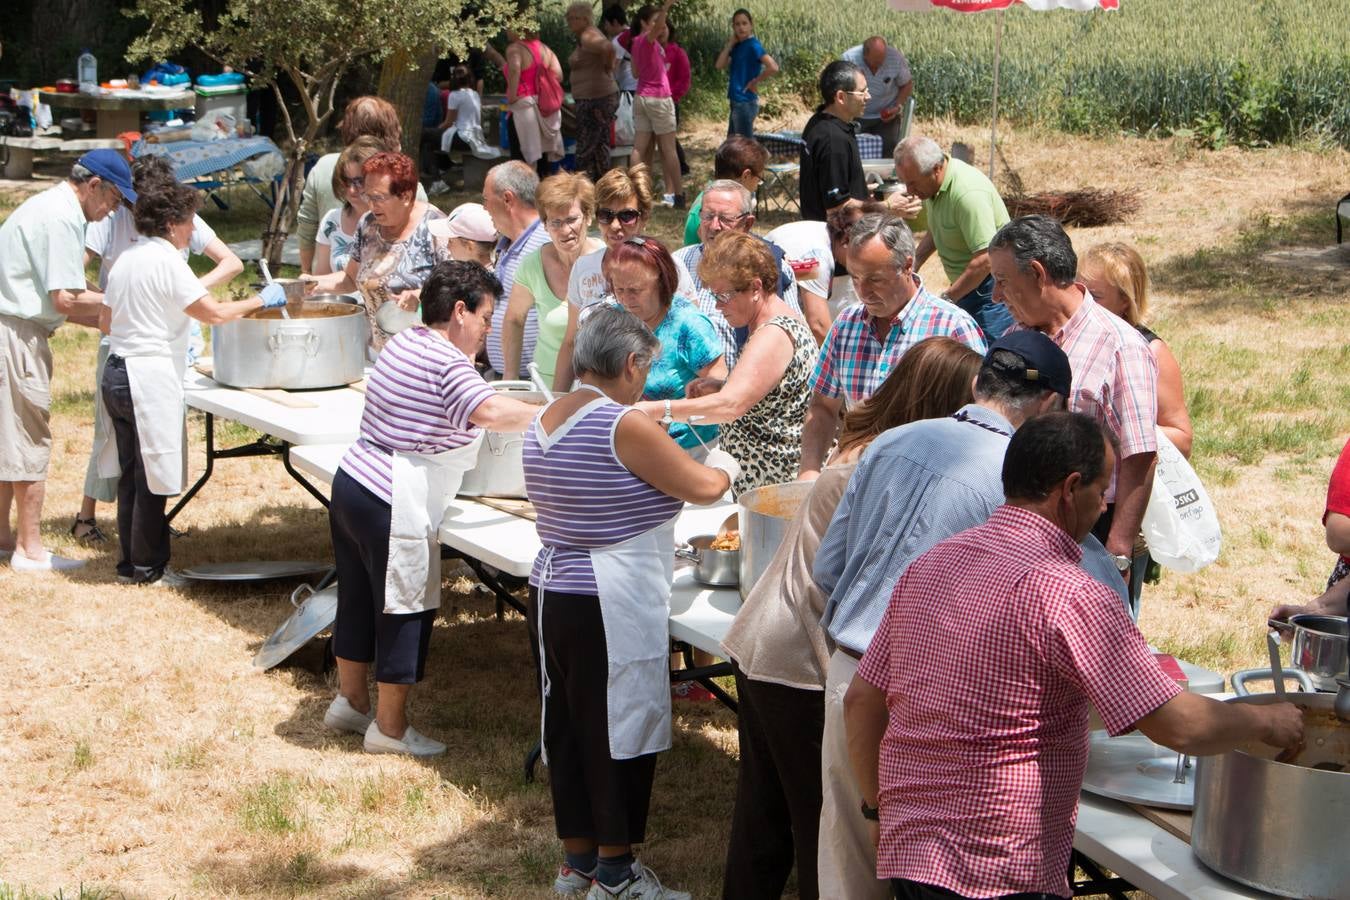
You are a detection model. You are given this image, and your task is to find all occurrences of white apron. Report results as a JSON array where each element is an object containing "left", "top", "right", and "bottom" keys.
[
  {"left": 383, "top": 435, "right": 483, "bottom": 614},
  {"left": 94, "top": 352, "right": 188, "bottom": 496}
]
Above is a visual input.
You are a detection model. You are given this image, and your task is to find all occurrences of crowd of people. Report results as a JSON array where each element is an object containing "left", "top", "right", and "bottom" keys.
[{"left": 0, "top": 26, "right": 1336, "bottom": 900}]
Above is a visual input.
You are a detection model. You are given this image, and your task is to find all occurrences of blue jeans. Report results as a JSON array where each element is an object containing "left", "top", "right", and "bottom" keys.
[
  {"left": 955, "top": 274, "right": 1014, "bottom": 340},
  {"left": 728, "top": 98, "right": 759, "bottom": 138}
]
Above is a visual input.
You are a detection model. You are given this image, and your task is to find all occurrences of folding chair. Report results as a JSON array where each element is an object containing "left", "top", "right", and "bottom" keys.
[{"left": 753, "top": 131, "right": 806, "bottom": 214}]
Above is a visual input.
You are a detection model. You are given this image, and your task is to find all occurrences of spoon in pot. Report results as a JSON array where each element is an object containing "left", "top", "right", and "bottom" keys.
[
  {"left": 528, "top": 362, "right": 555, "bottom": 402},
  {"left": 1267, "top": 628, "right": 1287, "bottom": 698},
  {"left": 257, "top": 258, "right": 290, "bottom": 320}
]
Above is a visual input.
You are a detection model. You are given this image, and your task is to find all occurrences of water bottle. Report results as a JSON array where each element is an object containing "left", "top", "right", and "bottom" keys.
[{"left": 77, "top": 50, "right": 97, "bottom": 90}]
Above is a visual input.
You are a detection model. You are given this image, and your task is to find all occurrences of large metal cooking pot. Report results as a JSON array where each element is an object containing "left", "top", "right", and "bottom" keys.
[
  {"left": 676, "top": 535, "right": 739, "bottom": 587},
  {"left": 1192, "top": 692, "right": 1350, "bottom": 899},
  {"left": 1269, "top": 614, "right": 1349, "bottom": 691},
  {"left": 212, "top": 300, "right": 367, "bottom": 389},
  {"left": 457, "top": 381, "right": 546, "bottom": 499},
  {"left": 737, "top": 480, "right": 813, "bottom": 600}
]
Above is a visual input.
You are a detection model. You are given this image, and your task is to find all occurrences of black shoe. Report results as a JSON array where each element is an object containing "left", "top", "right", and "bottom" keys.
[{"left": 70, "top": 516, "right": 108, "bottom": 544}]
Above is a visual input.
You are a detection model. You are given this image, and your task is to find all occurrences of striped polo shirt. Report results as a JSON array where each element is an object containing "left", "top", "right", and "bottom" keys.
[
  {"left": 487, "top": 219, "right": 551, "bottom": 377},
  {"left": 523, "top": 396, "right": 684, "bottom": 594},
  {"left": 339, "top": 326, "right": 496, "bottom": 504}
]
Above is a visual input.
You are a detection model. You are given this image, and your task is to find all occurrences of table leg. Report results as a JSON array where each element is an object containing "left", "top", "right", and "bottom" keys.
[
  {"left": 2, "top": 145, "right": 35, "bottom": 179},
  {"left": 97, "top": 108, "right": 141, "bottom": 139},
  {"left": 168, "top": 412, "right": 217, "bottom": 523},
  {"left": 443, "top": 549, "right": 527, "bottom": 618},
  {"left": 282, "top": 445, "right": 332, "bottom": 508},
  {"left": 673, "top": 641, "right": 737, "bottom": 713},
  {"left": 1069, "top": 851, "right": 1134, "bottom": 899}
]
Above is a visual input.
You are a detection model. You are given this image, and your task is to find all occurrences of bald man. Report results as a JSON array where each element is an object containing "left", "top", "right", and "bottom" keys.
[{"left": 842, "top": 36, "right": 914, "bottom": 158}]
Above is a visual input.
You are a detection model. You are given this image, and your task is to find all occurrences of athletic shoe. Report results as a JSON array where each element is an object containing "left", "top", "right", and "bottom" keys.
[
  {"left": 363, "top": 721, "right": 446, "bottom": 757},
  {"left": 323, "top": 695, "right": 374, "bottom": 735},
  {"left": 11, "top": 550, "right": 85, "bottom": 572},
  {"left": 138, "top": 568, "right": 191, "bottom": 589},
  {"left": 586, "top": 863, "right": 690, "bottom": 900},
  {"left": 553, "top": 864, "right": 595, "bottom": 896},
  {"left": 660, "top": 193, "right": 677, "bottom": 208}
]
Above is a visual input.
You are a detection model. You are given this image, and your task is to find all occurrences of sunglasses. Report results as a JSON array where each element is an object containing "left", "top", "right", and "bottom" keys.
[{"left": 597, "top": 207, "right": 642, "bottom": 226}]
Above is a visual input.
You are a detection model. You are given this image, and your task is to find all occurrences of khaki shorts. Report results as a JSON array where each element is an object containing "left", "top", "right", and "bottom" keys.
[
  {"left": 0, "top": 314, "right": 54, "bottom": 481},
  {"left": 633, "top": 95, "right": 677, "bottom": 135}
]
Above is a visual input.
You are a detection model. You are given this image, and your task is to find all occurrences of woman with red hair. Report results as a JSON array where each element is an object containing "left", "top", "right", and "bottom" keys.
[{"left": 305, "top": 152, "right": 448, "bottom": 352}]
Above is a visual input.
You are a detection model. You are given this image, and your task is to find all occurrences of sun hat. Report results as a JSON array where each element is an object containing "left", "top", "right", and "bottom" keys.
[
  {"left": 427, "top": 202, "right": 497, "bottom": 242},
  {"left": 76, "top": 148, "right": 137, "bottom": 203}
]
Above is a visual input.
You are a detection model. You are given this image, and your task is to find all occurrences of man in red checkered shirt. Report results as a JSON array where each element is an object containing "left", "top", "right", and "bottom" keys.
[
  {"left": 991, "top": 216, "right": 1158, "bottom": 611},
  {"left": 844, "top": 413, "right": 1303, "bottom": 900}
]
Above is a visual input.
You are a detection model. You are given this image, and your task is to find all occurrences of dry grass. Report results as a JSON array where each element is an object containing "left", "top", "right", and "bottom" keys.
[{"left": 1, "top": 118, "right": 1348, "bottom": 897}]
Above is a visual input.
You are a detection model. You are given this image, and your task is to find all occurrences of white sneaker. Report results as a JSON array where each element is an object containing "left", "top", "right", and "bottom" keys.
[
  {"left": 428, "top": 180, "right": 450, "bottom": 195},
  {"left": 11, "top": 550, "right": 85, "bottom": 572},
  {"left": 363, "top": 721, "right": 446, "bottom": 757},
  {"left": 586, "top": 863, "right": 690, "bottom": 900},
  {"left": 554, "top": 864, "right": 595, "bottom": 895},
  {"left": 660, "top": 193, "right": 677, "bottom": 208},
  {"left": 324, "top": 695, "right": 374, "bottom": 735}
]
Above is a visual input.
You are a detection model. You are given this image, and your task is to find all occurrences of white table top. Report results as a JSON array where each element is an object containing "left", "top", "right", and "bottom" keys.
[{"left": 183, "top": 372, "right": 365, "bottom": 445}]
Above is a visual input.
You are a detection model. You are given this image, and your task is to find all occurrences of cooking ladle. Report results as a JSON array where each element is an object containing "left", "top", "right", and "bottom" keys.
[
  {"left": 257, "top": 258, "right": 290, "bottom": 320},
  {"left": 1267, "top": 628, "right": 1287, "bottom": 698},
  {"left": 528, "top": 362, "right": 555, "bottom": 402}
]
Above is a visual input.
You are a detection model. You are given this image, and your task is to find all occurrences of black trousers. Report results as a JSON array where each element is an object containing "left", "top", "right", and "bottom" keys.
[
  {"left": 722, "top": 662, "right": 824, "bottom": 900},
  {"left": 891, "top": 878, "right": 1064, "bottom": 900},
  {"left": 101, "top": 356, "right": 170, "bottom": 581},
  {"left": 531, "top": 585, "right": 658, "bottom": 846}
]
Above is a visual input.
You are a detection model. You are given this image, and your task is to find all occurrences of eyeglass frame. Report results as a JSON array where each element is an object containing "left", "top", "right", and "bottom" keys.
[{"left": 596, "top": 207, "right": 642, "bottom": 226}]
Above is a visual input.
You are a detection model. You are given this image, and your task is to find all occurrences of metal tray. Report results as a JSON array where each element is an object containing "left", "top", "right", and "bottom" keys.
[
  {"left": 254, "top": 582, "right": 338, "bottom": 670},
  {"left": 178, "top": 560, "right": 332, "bottom": 583},
  {"left": 1081, "top": 730, "right": 1194, "bottom": 811}
]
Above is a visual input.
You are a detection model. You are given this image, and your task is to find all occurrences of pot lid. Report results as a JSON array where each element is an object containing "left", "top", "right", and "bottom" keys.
[
  {"left": 254, "top": 582, "right": 338, "bottom": 670},
  {"left": 178, "top": 560, "right": 333, "bottom": 582},
  {"left": 1081, "top": 731, "right": 1194, "bottom": 810}
]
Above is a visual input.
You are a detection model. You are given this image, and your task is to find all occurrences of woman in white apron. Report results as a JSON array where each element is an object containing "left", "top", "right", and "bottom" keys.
[
  {"left": 323, "top": 261, "right": 540, "bottom": 758},
  {"left": 521, "top": 304, "right": 739, "bottom": 900},
  {"left": 98, "top": 180, "right": 286, "bottom": 586}
]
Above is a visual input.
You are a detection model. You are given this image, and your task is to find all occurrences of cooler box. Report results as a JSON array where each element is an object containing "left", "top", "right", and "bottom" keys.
[{"left": 195, "top": 84, "right": 249, "bottom": 121}]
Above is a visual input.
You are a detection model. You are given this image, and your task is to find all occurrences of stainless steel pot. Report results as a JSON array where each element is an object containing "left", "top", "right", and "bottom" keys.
[
  {"left": 457, "top": 381, "right": 546, "bottom": 499},
  {"left": 1269, "top": 614, "right": 1349, "bottom": 691},
  {"left": 676, "top": 534, "right": 739, "bottom": 587},
  {"left": 211, "top": 300, "right": 367, "bottom": 389},
  {"left": 737, "top": 480, "right": 812, "bottom": 600},
  {"left": 1192, "top": 692, "right": 1350, "bottom": 899}
]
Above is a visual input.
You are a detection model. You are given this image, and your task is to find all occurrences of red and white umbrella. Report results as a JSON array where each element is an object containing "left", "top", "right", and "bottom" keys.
[{"left": 886, "top": 0, "right": 1122, "bottom": 173}]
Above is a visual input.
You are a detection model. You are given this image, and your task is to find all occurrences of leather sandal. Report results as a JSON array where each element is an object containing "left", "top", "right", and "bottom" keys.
[{"left": 70, "top": 516, "right": 109, "bottom": 544}]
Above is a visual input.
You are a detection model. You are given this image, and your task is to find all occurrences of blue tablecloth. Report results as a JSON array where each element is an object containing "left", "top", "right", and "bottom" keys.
[
  {"left": 755, "top": 130, "right": 884, "bottom": 160},
  {"left": 132, "top": 135, "right": 282, "bottom": 181}
]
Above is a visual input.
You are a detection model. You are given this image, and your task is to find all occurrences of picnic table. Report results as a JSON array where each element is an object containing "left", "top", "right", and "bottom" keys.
[
  {"left": 0, "top": 135, "right": 124, "bottom": 179},
  {"left": 39, "top": 88, "right": 195, "bottom": 139}
]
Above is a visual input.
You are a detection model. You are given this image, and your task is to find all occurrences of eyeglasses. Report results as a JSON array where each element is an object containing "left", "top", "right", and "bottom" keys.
[
  {"left": 699, "top": 211, "right": 748, "bottom": 228},
  {"left": 597, "top": 207, "right": 642, "bottom": 226},
  {"left": 710, "top": 286, "right": 749, "bottom": 304},
  {"left": 843, "top": 88, "right": 871, "bottom": 97},
  {"left": 363, "top": 192, "right": 394, "bottom": 204},
  {"left": 345, "top": 176, "right": 365, "bottom": 191},
  {"left": 546, "top": 213, "right": 584, "bottom": 231}
]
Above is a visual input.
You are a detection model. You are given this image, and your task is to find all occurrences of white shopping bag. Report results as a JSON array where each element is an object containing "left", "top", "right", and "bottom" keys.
[
  {"left": 1142, "top": 430, "right": 1222, "bottom": 572},
  {"left": 614, "top": 93, "right": 636, "bottom": 147}
]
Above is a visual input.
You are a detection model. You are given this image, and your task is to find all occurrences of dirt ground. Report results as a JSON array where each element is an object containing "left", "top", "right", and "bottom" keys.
[{"left": 1, "top": 118, "right": 1347, "bottom": 898}]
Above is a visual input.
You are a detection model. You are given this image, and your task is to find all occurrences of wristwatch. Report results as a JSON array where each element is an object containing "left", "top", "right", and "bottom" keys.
[
  {"left": 660, "top": 399, "right": 674, "bottom": 428},
  {"left": 1112, "top": 554, "right": 1132, "bottom": 572},
  {"left": 860, "top": 800, "right": 879, "bottom": 821}
]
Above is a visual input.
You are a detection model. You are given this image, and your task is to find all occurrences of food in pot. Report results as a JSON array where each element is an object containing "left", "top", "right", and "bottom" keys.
[{"left": 711, "top": 531, "right": 741, "bottom": 552}]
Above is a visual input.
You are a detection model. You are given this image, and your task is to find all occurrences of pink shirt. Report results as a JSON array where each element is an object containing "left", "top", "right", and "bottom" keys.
[
  {"left": 664, "top": 42, "right": 690, "bottom": 102},
  {"left": 632, "top": 33, "right": 671, "bottom": 98},
  {"left": 857, "top": 505, "right": 1181, "bottom": 897}
]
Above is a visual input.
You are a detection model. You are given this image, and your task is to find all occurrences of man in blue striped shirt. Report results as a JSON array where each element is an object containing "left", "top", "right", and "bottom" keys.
[
  {"left": 811, "top": 330, "right": 1127, "bottom": 899},
  {"left": 483, "top": 161, "right": 551, "bottom": 378}
]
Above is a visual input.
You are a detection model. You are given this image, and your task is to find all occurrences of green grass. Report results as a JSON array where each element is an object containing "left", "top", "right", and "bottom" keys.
[
  {"left": 70, "top": 740, "right": 94, "bottom": 772},
  {"left": 539, "top": 0, "right": 1350, "bottom": 146},
  {"left": 238, "top": 774, "right": 305, "bottom": 835}
]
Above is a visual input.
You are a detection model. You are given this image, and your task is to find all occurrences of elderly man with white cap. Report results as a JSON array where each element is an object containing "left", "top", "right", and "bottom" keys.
[
  {"left": 430, "top": 202, "right": 499, "bottom": 269},
  {"left": 0, "top": 149, "right": 134, "bottom": 572}
]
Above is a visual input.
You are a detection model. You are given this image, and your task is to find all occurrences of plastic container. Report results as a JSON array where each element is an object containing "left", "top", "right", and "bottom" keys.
[{"left": 77, "top": 50, "right": 97, "bottom": 90}]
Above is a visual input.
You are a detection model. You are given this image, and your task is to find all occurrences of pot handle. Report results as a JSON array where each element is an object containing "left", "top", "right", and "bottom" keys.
[
  {"left": 1267, "top": 617, "right": 1295, "bottom": 633},
  {"left": 674, "top": 544, "right": 701, "bottom": 563},
  {"left": 1231, "top": 667, "right": 1316, "bottom": 696},
  {"left": 290, "top": 582, "right": 315, "bottom": 610},
  {"left": 484, "top": 432, "right": 526, "bottom": 456},
  {"left": 268, "top": 326, "right": 320, "bottom": 358}
]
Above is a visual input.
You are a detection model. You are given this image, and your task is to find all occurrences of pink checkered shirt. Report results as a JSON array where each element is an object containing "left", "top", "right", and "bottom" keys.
[
  {"left": 856, "top": 505, "right": 1181, "bottom": 897},
  {"left": 1009, "top": 291, "right": 1158, "bottom": 501}
]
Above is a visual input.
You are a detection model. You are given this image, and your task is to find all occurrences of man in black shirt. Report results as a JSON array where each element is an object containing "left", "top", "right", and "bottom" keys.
[{"left": 800, "top": 60, "right": 870, "bottom": 222}]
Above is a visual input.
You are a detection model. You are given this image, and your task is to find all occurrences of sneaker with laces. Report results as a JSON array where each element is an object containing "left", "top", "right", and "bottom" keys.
[
  {"left": 553, "top": 864, "right": 595, "bottom": 896},
  {"left": 138, "top": 568, "right": 191, "bottom": 589},
  {"left": 324, "top": 695, "right": 374, "bottom": 735},
  {"left": 586, "top": 863, "right": 690, "bottom": 900},
  {"left": 363, "top": 721, "right": 447, "bottom": 757},
  {"left": 11, "top": 550, "right": 85, "bottom": 572}
]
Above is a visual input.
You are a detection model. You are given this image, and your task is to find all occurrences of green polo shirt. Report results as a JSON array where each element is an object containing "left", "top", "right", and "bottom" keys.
[
  {"left": 913, "top": 157, "right": 1009, "bottom": 285},
  {"left": 0, "top": 181, "right": 90, "bottom": 332}
]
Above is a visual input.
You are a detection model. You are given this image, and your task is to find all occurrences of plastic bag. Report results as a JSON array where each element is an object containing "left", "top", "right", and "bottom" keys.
[
  {"left": 1141, "top": 429, "right": 1222, "bottom": 572},
  {"left": 614, "top": 92, "right": 635, "bottom": 147}
]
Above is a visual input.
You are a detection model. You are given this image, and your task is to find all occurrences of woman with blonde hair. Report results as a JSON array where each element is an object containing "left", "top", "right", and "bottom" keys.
[
  {"left": 718, "top": 335, "right": 981, "bottom": 899},
  {"left": 501, "top": 172, "right": 606, "bottom": 386},
  {"left": 1078, "top": 241, "right": 1193, "bottom": 458},
  {"left": 313, "top": 136, "right": 382, "bottom": 277}
]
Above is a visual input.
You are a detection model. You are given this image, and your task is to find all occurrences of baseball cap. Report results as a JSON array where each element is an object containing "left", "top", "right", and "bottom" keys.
[
  {"left": 428, "top": 203, "right": 497, "bottom": 243},
  {"left": 985, "top": 330, "right": 1072, "bottom": 397},
  {"left": 77, "top": 149, "right": 137, "bottom": 203}
]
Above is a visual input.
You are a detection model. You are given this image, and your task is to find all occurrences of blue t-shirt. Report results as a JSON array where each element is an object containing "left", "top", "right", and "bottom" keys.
[
  {"left": 643, "top": 295, "right": 723, "bottom": 450},
  {"left": 422, "top": 83, "right": 443, "bottom": 128},
  {"left": 728, "top": 37, "right": 766, "bottom": 103}
]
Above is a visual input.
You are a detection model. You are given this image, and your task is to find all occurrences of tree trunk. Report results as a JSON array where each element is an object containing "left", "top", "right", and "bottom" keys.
[
  {"left": 378, "top": 46, "right": 441, "bottom": 161},
  {"left": 263, "top": 145, "right": 307, "bottom": 269}
]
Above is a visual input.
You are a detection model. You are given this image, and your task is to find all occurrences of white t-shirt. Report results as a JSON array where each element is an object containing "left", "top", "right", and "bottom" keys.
[
  {"left": 566, "top": 244, "right": 695, "bottom": 310},
  {"left": 613, "top": 36, "right": 637, "bottom": 93},
  {"left": 86, "top": 206, "right": 215, "bottom": 290},
  {"left": 446, "top": 88, "right": 482, "bottom": 132},
  {"left": 104, "top": 237, "right": 208, "bottom": 360},
  {"left": 315, "top": 207, "right": 358, "bottom": 273},
  {"left": 766, "top": 220, "right": 835, "bottom": 306}
]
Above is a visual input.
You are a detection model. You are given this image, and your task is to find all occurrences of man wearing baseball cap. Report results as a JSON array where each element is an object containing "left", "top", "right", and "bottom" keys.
[
  {"left": 429, "top": 202, "right": 498, "bottom": 268},
  {"left": 811, "top": 331, "right": 1126, "bottom": 898},
  {"left": 0, "top": 149, "right": 135, "bottom": 572}
]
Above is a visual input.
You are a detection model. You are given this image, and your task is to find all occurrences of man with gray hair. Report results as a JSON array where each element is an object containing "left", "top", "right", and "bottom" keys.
[
  {"left": 991, "top": 214, "right": 1160, "bottom": 612},
  {"left": 672, "top": 179, "right": 813, "bottom": 367},
  {"left": 797, "top": 213, "right": 986, "bottom": 479},
  {"left": 842, "top": 36, "right": 914, "bottom": 158},
  {"left": 893, "top": 134, "right": 1012, "bottom": 338},
  {"left": 482, "top": 160, "right": 549, "bottom": 378},
  {"left": 0, "top": 149, "right": 134, "bottom": 572}
]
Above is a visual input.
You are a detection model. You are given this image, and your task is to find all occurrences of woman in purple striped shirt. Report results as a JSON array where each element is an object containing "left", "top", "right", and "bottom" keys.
[
  {"left": 523, "top": 304, "right": 738, "bottom": 899},
  {"left": 323, "top": 261, "right": 540, "bottom": 758}
]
